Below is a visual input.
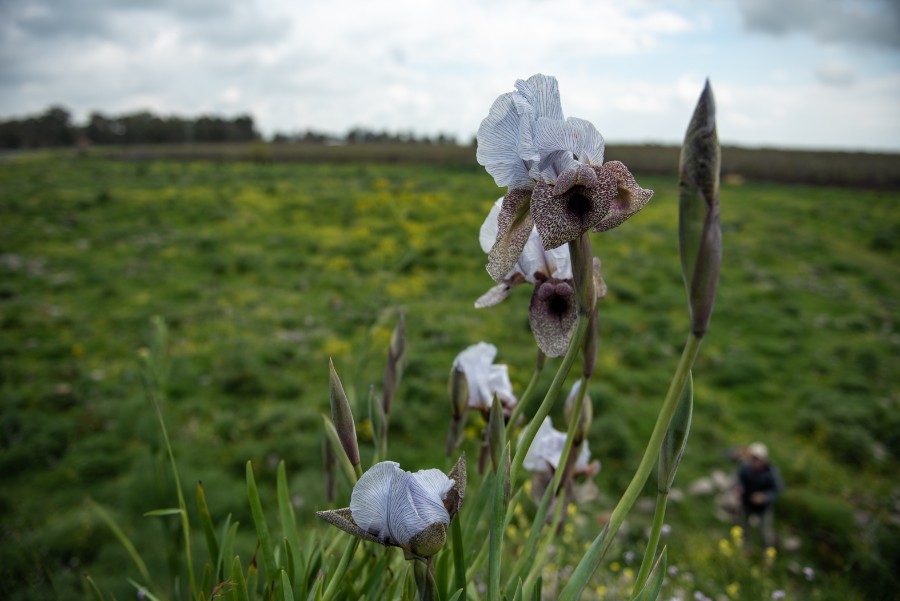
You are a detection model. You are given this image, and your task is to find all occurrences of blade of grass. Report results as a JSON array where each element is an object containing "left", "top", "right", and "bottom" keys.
[
  {"left": 231, "top": 556, "right": 250, "bottom": 601},
  {"left": 321, "top": 536, "right": 359, "bottom": 601},
  {"left": 197, "top": 481, "right": 221, "bottom": 574},
  {"left": 281, "top": 570, "right": 296, "bottom": 601},
  {"left": 246, "top": 460, "right": 278, "bottom": 583},
  {"left": 91, "top": 501, "right": 156, "bottom": 592},
  {"left": 277, "top": 461, "right": 304, "bottom": 578}
]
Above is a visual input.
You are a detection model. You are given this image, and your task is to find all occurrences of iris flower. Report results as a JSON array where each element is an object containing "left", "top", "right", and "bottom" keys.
[
  {"left": 475, "top": 197, "right": 577, "bottom": 357},
  {"left": 452, "top": 341, "right": 517, "bottom": 415},
  {"left": 477, "top": 74, "right": 653, "bottom": 281},
  {"left": 521, "top": 416, "right": 599, "bottom": 477},
  {"left": 317, "top": 455, "right": 466, "bottom": 559}
]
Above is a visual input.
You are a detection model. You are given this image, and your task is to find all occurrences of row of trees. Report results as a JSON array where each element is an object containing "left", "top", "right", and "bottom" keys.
[
  {"left": 0, "top": 106, "right": 462, "bottom": 149},
  {"left": 0, "top": 106, "right": 258, "bottom": 149},
  {"left": 273, "top": 127, "right": 459, "bottom": 145}
]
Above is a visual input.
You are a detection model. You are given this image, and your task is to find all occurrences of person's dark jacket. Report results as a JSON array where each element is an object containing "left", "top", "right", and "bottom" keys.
[{"left": 738, "top": 462, "right": 783, "bottom": 513}]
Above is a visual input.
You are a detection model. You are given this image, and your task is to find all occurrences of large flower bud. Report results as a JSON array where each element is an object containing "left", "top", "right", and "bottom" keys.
[{"left": 679, "top": 80, "right": 722, "bottom": 338}]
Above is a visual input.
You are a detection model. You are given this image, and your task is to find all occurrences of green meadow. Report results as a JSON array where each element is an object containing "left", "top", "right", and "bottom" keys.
[{"left": 1, "top": 153, "right": 898, "bottom": 600}]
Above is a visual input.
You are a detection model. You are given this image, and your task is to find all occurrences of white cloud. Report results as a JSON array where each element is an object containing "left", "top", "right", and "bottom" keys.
[{"left": 0, "top": 0, "right": 898, "bottom": 150}]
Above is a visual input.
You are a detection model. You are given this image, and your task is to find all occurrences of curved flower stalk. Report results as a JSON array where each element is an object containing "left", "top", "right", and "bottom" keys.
[
  {"left": 477, "top": 74, "right": 654, "bottom": 281},
  {"left": 317, "top": 454, "right": 466, "bottom": 560}
]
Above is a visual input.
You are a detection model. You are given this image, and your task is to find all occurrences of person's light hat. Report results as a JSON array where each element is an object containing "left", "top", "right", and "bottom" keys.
[{"left": 748, "top": 442, "right": 769, "bottom": 461}]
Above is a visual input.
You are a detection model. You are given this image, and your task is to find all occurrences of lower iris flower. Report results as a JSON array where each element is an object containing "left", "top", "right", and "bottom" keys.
[{"left": 317, "top": 455, "right": 466, "bottom": 559}]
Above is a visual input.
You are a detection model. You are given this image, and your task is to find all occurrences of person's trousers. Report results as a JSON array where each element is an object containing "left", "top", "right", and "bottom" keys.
[{"left": 740, "top": 506, "right": 775, "bottom": 548}]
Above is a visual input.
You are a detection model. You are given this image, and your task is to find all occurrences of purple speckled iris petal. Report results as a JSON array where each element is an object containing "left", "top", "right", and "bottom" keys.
[
  {"left": 486, "top": 188, "right": 534, "bottom": 282},
  {"left": 531, "top": 165, "right": 617, "bottom": 250},
  {"left": 592, "top": 161, "right": 654, "bottom": 232},
  {"left": 528, "top": 279, "right": 578, "bottom": 357}
]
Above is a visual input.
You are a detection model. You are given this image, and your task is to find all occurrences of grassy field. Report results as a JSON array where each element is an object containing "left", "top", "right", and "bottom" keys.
[{"left": 1, "top": 152, "right": 898, "bottom": 600}]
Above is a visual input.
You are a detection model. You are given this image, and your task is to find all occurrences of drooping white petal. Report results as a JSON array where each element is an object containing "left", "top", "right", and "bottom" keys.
[
  {"left": 488, "top": 364, "right": 517, "bottom": 408},
  {"left": 477, "top": 93, "right": 533, "bottom": 189},
  {"left": 479, "top": 197, "right": 504, "bottom": 254},
  {"left": 516, "top": 228, "right": 552, "bottom": 283},
  {"left": 453, "top": 342, "right": 498, "bottom": 409},
  {"left": 350, "top": 461, "right": 402, "bottom": 541}
]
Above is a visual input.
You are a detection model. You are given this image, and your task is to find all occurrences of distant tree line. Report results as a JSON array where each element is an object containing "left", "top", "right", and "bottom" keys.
[
  {"left": 0, "top": 106, "right": 462, "bottom": 149},
  {"left": 272, "top": 127, "right": 459, "bottom": 145},
  {"left": 0, "top": 106, "right": 259, "bottom": 149}
]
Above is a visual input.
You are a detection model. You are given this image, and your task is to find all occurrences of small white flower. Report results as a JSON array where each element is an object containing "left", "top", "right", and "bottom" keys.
[
  {"left": 452, "top": 342, "right": 517, "bottom": 413},
  {"left": 521, "top": 417, "right": 593, "bottom": 474}
]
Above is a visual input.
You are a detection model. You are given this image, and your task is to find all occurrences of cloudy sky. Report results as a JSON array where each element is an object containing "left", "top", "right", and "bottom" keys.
[{"left": 2, "top": 0, "right": 898, "bottom": 150}]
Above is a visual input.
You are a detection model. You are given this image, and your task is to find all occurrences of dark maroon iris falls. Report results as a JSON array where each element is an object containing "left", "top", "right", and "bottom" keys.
[{"left": 529, "top": 276, "right": 578, "bottom": 357}]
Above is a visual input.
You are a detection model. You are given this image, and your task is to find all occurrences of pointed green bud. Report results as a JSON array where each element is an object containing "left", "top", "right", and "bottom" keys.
[
  {"left": 382, "top": 313, "right": 407, "bottom": 414},
  {"left": 321, "top": 415, "right": 358, "bottom": 484},
  {"left": 679, "top": 79, "right": 722, "bottom": 338},
  {"left": 488, "top": 394, "right": 507, "bottom": 473},
  {"left": 658, "top": 372, "right": 693, "bottom": 494},
  {"left": 322, "top": 434, "right": 336, "bottom": 502},
  {"left": 448, "top": 363, "right": 468, "bottom": 419},
  {"left": 328, "top": 358, "right": 360, "bottom": 469}
]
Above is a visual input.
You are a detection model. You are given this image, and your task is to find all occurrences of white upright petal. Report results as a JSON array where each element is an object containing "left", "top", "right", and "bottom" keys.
[
  {"left": 385, "top": 468, "right": 419, "bottom": 545},
  {"left": 411, "top": 469, "right": 454, "bottom": 500},
  {"left": 516, "top": 228, "right": 550, "bottom": 283},
  {"left": 350, "top": 461, "right": 402, "bottom": 541},
  {"left": 574, "top": 440, "right": 592, "bottom": 473},
  {"left": 488, "top": 364, "right": 517, "bottom": 408},
  {"left": 479, "top": 197, "right": 504, "bottom": 254},
  {"left": 453, "top": 342, "right": 498, "bottom": 410},
  {"left": 477, "top": 93, "right": 533, "bottom": 189},
  {"left": 546, "top": 243, "right": 573, "bottom": 280},
  {"left": 521, "top": 417, "right": 566, "bottom": 472},
  {"left": 533, "top": 117, "right": 605, "bottom": 166},
  {"left": 514, "top": 75, "right": 565, "bottom": 123},
  {"left": 566, "top": 117, "right": 605, "bottom": 164},
  {"left": 408, "top": 469, "right": 453, "bottom": 530}
]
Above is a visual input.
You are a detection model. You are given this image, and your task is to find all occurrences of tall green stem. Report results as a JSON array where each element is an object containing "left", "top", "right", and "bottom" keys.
[
  {"left": 504, "top": 374, "right": 587, "bottom": 598},
  {"left": 558, "top": 333, "right": 702, "bottom": 601},
  {"left": 633, "top": 492, "right": 669, "bottom": 591},
  {"left": 505, "top": 355, "right": 545, "bottom": 441},
  {"left": 509, "top": 316, "right": 587, "bottom": 487}
]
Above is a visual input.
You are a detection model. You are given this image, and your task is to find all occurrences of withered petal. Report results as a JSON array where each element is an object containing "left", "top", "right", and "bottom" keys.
[
  {"left": 592, "top": 161, "right": 654, "bottom": 232},
  {"left": 316, "top": 508, "right": 387, "bottom": 546},
  {"left": 445, "top": 452, "right": 467, "bottom": 519},
  {"left": 474, "top": 273, "right": 526, "bottom": 308}
]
